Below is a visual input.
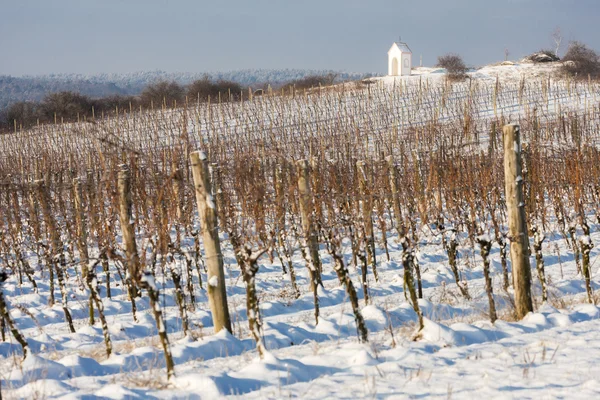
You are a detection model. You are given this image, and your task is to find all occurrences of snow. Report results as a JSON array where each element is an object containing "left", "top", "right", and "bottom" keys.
[
  {"left": 208, "top": 275, "right": 219, "bottom": 287},
  {"left": 375, "top": 62, "right": 563, "bottom": 86},
  {"left": 1, "top": 219, "right": 598, "bottom": 399},
  {"left": 140, "top": 272, "right": 157, "bottom": 291},
  {"left": 476, "top": 234, "right": 492, "bottom": 243},
  {"left": 1, "top": 61, "right": 600, "bottom": 399},
  {"left": 94, "top": 384, "right": 141, "bottom": 399},
  {"left": 206, "top": 193, "right": 216, "bottom": 210},
  {"left": 244, "top": 317, "right": 600, "bottom": 399}
]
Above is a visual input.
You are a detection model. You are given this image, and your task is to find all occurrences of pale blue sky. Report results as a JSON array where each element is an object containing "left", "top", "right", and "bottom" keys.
[{"left": 0, "top": 0, "right": 598, "bottom": 76}]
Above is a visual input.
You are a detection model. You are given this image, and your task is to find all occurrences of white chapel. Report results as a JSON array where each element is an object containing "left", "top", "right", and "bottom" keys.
[{"left": 388, "top": 41, "right": 412, "bottom": 76}]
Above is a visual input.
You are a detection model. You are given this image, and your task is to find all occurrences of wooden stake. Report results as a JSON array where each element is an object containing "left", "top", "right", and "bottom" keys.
[
  {"left": 356, "top": 161, "right": 378, "bottom": 281},
  {"left": 296, "top": 159, "right": 323, "bottom": 285},
  {"left": 36, "top": 180, "right": 76, "bottom": 333},
  {"left": 503, "top": 124, "right": 533, "bottom": 318},
  {"left": 296, "top": 159, "right": 322, "bottom": 324},
  {"left": 190, "top": 151, "right": 232, "bottom": 333},
  {"left": 73, "top": 178, "right": 94, "bottom": 325},
  {"left": 118, "top": 165, "right": 140, "bottom": 284}
]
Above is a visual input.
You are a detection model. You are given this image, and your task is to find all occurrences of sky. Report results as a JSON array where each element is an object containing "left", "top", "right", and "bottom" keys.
[{"left": 1, "top": 0, "right": 598, "bottom": 76}]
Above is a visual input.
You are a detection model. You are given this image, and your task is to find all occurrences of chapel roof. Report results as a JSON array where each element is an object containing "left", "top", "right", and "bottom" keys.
[{"left": 392, "top": 42, "right": 412, "bottom": 53}]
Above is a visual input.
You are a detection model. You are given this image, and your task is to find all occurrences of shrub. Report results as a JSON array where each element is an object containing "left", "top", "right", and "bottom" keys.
[
  {"left": 41, "top": 91, "right": 92, "bottom": 121},
  {"left": 187, "top": 76, "right": 245, "bottom": 102},
  {"left": 187, "top": 76, "right": 215, "bottom": 101},
  {"left": 539, "top": 49, "right": 559, "bottom": 59},
  {"left": 436, "top": 53, "right": 468, "bottom": 81},
  {"left": 3, "top": 101, "right": 42, "bottom": 130},
  {"left": 281, "top": 73, "right": 337, "bottom": 91},
  {"left": 522, "top": 50, "right": 560, "bottom": 64},
  {"left": 215, "top": 79, "right": 244, "bottom": 100},
  {"left": 92, "top": 95, "right": 140, "bottom": 115},
  {"left": 562, "top": 41, "right": 600, "bottom": 79},
  {"left": 140, "top": 80, "right": 184, "bottom": 108}
]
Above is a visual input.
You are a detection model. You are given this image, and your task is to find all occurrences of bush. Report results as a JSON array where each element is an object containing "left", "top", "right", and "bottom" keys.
[
  {"left": 436, "top": 53, "right": 468, "bottom": 81},
  {"left": 522, "top": 50, "right": 560, "bottom": 64},
  {"left": 187, "top": 76, "right": 215, "bottom": 101},
  {"left": 41, "top": 91, "right": 92, "bottom": 121},
  {"left": 187, "top": 76, "right": 245, "bottom": 102},
  {"left": 92, "top": 95, "right": 140, "bottom": 115},
  {"left": 281, "top": 73, "right": 337, "bottom": 91},
  {"left": 1, "top": 92, "right": 140, "bottom": 132},
  {"left": 562, "top": 41, "right": 600, "bottom": 79},
  {"left": 539, "top": 49, "right": 559, "bottom": 59},
  {"left": 215, "top": 79, "right": 244, "bottom": 101},
  {"left": 140, "top": 80, "right": 184, "bottom": 108},
  {"left": 3, "top": 101, "right": 42, "bottom": 130}
]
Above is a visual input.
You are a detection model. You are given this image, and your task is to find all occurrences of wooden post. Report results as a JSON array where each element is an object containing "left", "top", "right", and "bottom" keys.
[
  {"left": 76, "top": 180, "right": 112, "bottom": 356},
  {"left": 386, "top": 156, "right": 423, "bottom": 332},
  {"left": 118, "top": 165, "right": 140, "bottom": 283},
  {"left": 356, "top": 161, "right": 378, "bottom": 281},
  {"left": 118, "top": 164, "right": 173, "bottom": 378},
  {"left": 73, "top": 178, "right": 94, "bottom": 325},
  {"left": 274, "top": 165, "right": 300, "bottom": 297},
  {"left": 296, "top": 159, "right": 322, "bottom": 288},
  {"left": 412, "top": 152, "right": 428, "bottom": 225},
  {"left": 117, "top": 165, "right": 139, "bottom": 321},
  {"left": 503, "top": 124, "right": 533, "bottom": 319},
  {"left": 172, "top": 161, "right": 184, "bottom": 221},
  {"left": 36, "top": 180, "right": 76, "bottom": 333},
  {"left": 190, "top": 151, "right": 232, "bottom": 333},
  {"left": 296, "top": 159, "right": 322, "bottom": 324},
  {"left": 73, "top": 178, "right": 89, "bottom": 275},
  {"left": 386, "top": 156, "right": 404, "bottom": 236}
]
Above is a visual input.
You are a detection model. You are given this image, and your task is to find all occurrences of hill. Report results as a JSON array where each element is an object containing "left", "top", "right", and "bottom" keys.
[
  {"left": 1, "top": 60, "right": 600, "bottom": 399},
  {"left": 0, "top": 69, "right": 374, "bottom": 111}
]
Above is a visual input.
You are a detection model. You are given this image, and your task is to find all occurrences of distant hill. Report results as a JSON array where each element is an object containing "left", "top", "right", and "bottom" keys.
[{"left": 0, "top": 69, "right": 375, "bottom": 111}]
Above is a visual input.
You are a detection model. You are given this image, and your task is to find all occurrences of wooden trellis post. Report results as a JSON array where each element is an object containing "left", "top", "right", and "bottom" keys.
[
  {"left": 503, "top": 124, "right": 533, "bottom": 319},
  {"left": 296, "top": 159, "right": 323, "bottom": 324},
  {"left": 118, "top": 165, "right": 140, "bottom": 285},
  {"left": 118, "top": 164, "right": 174, "bottom": 378},
  {"left": 36, "top": 179, "right": 76, "bottom": 333},
  {"left": 296, "top": 159, "right": 323, "bottom": 287},
  {"left": 190, "top": 151, "right": 232, "bottom": 333},
  {"left": 356, "top": 160, "right": 378, "bottom": 282}
]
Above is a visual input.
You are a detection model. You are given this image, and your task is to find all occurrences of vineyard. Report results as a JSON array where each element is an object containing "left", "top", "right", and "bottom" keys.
[{"left": 1, "top": 70, "right": 600, "bottom": 398}]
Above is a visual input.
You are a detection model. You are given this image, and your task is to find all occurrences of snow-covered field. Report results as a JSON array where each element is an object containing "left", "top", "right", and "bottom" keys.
[
  {"left": 2, "top": 63, "right": 600, "bottom": 399},
  {"left": 1, "top": 221, "right": 599, "bottom": 399},
  {"left": 3, "top": 61, "right": 599, "bottom": 166}
]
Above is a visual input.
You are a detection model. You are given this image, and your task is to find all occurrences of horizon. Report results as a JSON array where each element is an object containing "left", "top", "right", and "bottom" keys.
[
  {"left": 0, "top": 67, "right": 376, "bottom": 79},
  {"left": 1, "top": 0, "right": 599, "bottom": 77}
]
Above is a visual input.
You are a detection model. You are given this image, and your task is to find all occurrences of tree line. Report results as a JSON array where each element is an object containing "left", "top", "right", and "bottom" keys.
[{"left": 0, "top": 74, "right": 339, "bottom": 132}]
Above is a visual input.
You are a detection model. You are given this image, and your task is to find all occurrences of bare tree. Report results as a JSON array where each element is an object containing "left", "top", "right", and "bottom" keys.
[
  {"left": 436, "top": 53, "right": 468, "bottom": 81},
  {"left": 140, "top": 80, "right": 184, "bottom": 108},
  {"left": 552, "top": 27, "right": 563, "bottom": 57},
  {"left": 562, "top": 41, "right": 600, "bottom": 79}
]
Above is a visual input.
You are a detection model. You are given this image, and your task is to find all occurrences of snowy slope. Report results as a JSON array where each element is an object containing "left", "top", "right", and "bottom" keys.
[
  {"left": 1, "top": 222, "right": 599, "bottom": 398},
  {"left": 1, "top": 61, "right": 599, "bottom": 399}
]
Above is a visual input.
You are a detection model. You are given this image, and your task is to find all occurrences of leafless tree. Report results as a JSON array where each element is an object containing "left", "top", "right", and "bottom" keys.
[
  {"left": 436, "top": 53, "right": 468, "bottom": 81},
  {"left": 562, "top": 41, "right": 600, "bottom": 79},
  {"left": 552, "top": 27, "right": 563, "bottom": 57}
]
